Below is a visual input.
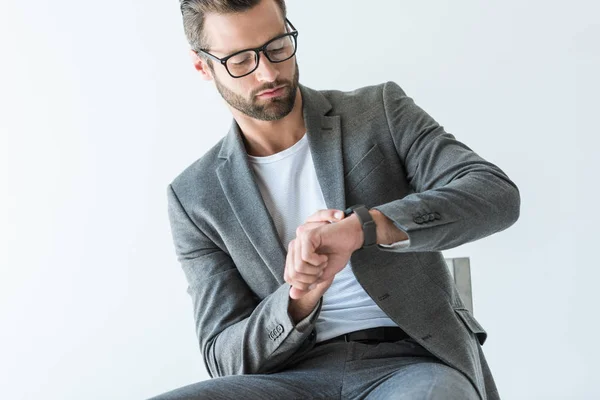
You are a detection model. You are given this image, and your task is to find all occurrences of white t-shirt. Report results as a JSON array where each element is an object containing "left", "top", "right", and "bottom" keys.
[{"left": 247, "top": 133, "right": 399, "bottom": 342}]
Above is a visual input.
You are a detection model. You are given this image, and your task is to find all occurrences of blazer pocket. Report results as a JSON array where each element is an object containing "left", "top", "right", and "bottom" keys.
[
  {"left": 345, "top": 143, "right": 385, "bottom": 193},
  {"left": 455, "top": 308, "right": 488, "bottom": 346}
]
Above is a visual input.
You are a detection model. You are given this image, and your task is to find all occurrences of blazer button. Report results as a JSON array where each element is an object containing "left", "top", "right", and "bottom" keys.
[
  {"left": 413, "top": 216, "right": 424, "bottom": 224},
  {"left": 434, "top": 212, "right": 441, "bottom": 220},
  {"left": 276, "top": 324, "right": 284, "bottom": 334},
  {"left": 427, "top": 213, "right": 435, "bottom": 221}
]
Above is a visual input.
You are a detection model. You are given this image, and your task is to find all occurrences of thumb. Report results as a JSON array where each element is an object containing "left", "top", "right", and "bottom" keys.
[{"left": 289, "top": 286, "right": 308, "bottom": 300}]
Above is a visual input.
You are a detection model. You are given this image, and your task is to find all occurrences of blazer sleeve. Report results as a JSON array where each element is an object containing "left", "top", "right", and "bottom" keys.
[
  {"left": 372, "top": 81, "right": 521, "bottom": 252},
  {"left": 167, "top": 184, "right": 321, "bottom": 377}
]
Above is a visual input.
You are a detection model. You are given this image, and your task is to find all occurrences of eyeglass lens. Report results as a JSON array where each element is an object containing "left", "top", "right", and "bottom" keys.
[{"left": 226, "top": 34, "right": 296, "bottom": 77}]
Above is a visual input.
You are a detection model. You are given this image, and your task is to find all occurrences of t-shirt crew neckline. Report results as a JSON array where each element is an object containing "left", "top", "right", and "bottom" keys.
[{"left": 247, "top": 133, "right": 308, "bottom": 164}]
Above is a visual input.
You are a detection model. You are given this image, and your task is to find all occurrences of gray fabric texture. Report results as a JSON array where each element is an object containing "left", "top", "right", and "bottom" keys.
[
  {"left": 165, "top": 81, "right": 520, "bottom": 400},
  {"left": 150, "top": 337, "right": 480, "bottom": 400}
]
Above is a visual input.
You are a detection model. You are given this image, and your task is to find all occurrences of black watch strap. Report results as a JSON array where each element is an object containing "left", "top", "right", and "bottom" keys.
[{"left": 343, "top": 204, "right": 377, "bottom": 248}]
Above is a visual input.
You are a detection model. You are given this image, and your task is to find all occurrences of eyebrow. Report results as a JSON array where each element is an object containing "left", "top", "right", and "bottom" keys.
[{"left": 208, "top": 28, "right": 289, "bottom": 56}]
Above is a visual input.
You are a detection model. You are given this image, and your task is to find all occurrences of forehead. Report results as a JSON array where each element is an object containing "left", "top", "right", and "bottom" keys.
[{"left": 204, "top": 0, "right": 286, "bottom": 55}]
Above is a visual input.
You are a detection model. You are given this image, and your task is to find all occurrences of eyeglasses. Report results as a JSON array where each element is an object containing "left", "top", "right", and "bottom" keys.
[{"left": 195, "top": 18, "right": 298, "bottom": 78}]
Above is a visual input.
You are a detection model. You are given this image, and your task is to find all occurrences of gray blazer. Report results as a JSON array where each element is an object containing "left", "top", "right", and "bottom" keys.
[{"left": 166, "top": 81, "right": 520, "bottom": 400}]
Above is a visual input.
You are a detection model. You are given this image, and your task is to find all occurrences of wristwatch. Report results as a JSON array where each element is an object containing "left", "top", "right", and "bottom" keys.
[{"left": 343, "top": 204, "right": 377, "bottom": 248}]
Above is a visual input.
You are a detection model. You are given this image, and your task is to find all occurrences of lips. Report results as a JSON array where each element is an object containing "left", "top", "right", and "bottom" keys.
[{"left": 257, "top": 86, "right": 285, "bottom": 97}]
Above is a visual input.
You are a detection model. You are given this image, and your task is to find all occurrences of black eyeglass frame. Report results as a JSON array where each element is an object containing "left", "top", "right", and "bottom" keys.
[{"left": 195, "top": 18, "right": 298, "bottom": 78}]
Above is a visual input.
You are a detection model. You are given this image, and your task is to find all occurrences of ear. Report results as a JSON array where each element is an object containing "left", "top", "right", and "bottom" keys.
[{"left": 190, "top": 49, "right": 214, "bottom": 81}]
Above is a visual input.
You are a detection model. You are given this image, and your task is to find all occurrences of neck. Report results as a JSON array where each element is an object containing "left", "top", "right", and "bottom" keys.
[{"left": 231, "top": 88, "right": 306, "bottom": 157}]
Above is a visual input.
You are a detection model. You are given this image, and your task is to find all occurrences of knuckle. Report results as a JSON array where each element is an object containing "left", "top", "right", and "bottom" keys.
[
  {"left": 296, "top": 264, "right": 307, "bottom": 273},
  {"left": 295, "top": 260, "right": 306, "bottom": 272}
]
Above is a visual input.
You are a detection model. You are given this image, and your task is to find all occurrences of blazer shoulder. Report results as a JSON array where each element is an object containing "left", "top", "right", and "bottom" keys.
[
  {"left": 168, "top": 138, "right": 224, "bottom": 201},
  {"left": 320, "top": 81, "right": 405, "bottom": 114}
]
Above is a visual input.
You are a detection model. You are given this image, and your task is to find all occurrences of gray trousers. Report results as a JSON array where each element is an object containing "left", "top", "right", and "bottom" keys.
[{"left": 149, "top": 337, "right": 479, "bottom": 400}]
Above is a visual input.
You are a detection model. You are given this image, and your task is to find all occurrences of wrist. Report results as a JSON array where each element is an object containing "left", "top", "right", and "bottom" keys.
[
  {"left": 343, "top": 205, "right": 377, "bottom": 250},
  {"left": 369, "top": 209, "right": 408, "bottom": 244},
  {"left": 340, "top": 213, "right": 364, "bottom": 252},
  {"left": 288, "top": 295, "right": 319, "bottom": 324}
]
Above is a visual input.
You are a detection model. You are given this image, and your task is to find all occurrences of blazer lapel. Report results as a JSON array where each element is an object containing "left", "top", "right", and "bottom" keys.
[
  {"left": 300, "top": 84, "right": 346, "bottom": 211},
  {"left": 217, "top": 121, "right": 287, "bottom": 283}
]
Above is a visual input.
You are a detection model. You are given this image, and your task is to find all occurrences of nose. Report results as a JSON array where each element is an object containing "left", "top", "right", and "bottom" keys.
[{"left": 254, "top": 51, "right": 279, "bottom": 82}]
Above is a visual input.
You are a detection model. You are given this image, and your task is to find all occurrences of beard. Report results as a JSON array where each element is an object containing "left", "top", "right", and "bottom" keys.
[{"left": 213, "top": 59, "right": 300, "bottom": 121}]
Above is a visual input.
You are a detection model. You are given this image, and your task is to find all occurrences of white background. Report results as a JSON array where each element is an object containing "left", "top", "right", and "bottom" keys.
[{"left": 1, "top": 0, "right": 598, "bottom": 399}]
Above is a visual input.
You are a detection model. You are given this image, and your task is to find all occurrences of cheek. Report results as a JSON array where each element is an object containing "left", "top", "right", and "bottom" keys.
[
  {"left": 285, "top": 62, "right": 299, "bottom": 83},
  {"left": 217, "top": 71, "right": 248, "bottom": 94},
  {"left": 282, "top": 60, "right": 296, "bottom": 75}
]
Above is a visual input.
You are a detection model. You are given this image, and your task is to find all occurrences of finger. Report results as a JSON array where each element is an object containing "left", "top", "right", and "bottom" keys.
[
  {"left": 284, "top": 239, "right": 295, "bottom": 284},
  {"left": 292, "top": 269, "right": 325, "bottom": 284},
  {"left": 294, "top": 260, "right": 324, "bottom": 275},
  {"left": 297, "top": 259, "right": 326, "bottom": 279},
  {"left": 287, "top": 265, "right": 316, "bottom": 291},
  {"left": 298, "top": 230, "right": 328, "bottom": 266},
  {"left": 318, "top": 266, "right": 336, "bottom": 282},
  {"left": 296, "top": 232, "right": 328, "bottom": 270},
  {"left": 293, "top": 238, "right": 316, "bottom": 288},
  {"left": 289, "top": 286, "right": 307, "bottom": 300},
  {"left": 286, "top": 241, "right": 311, "bottom": 296},
  {"left": 290, "top": 259, "right": 327, "bottom": 288},
  {"left": 296, "top": 221, "right": 328, "bottom": 235},
  {"left": 305, "top": 209, "right": 345, "bottom": 224},
  {"left": 292, "top": 238, "right": 320, "bottom": 291},
  {"left": 296, "top": 263, "right": 329, "bottom": 289}
]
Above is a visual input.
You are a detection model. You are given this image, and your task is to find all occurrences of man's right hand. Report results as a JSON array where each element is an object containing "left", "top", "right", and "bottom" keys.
[
  {"left": 286, "top": 237, "right": 333, "bottom": 323},
  {"left": 285, "top": 209, "right": 344, "bottom": 323}
]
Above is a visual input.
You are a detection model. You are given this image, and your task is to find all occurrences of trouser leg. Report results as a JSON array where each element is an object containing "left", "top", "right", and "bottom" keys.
[
  {"left": 148, "top": 373, "right": 319, "bottom": 400},
  {"left": 147, "top": 341, "right": 348, "bottom": 400},
  {"left": 149, "top": 337, "right": 480, "bottom": 400},
  {"left": 342, "top": 337, "right": 480, "bottom": 400},
  {"left": 363, "top": 362, "right": 479, "bottom": 400}
]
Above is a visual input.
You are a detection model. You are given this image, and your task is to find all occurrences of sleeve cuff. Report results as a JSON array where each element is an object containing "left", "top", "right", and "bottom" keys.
[{"left": 377, "top": 238, "right": 411, "bottom": 252}]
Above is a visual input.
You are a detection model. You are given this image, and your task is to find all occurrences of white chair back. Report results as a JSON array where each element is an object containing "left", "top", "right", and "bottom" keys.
[{"left": 444, "top": 257, "right": 473, "bottom": 314}]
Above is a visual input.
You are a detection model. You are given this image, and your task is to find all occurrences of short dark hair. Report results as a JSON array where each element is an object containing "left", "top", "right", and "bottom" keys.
[{"left": 179, "top": 0, "right": 287, "bottom": 53}]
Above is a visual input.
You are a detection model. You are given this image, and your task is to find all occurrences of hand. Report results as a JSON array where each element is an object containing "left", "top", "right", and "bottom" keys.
[
  {"left": 285, "top": 209, "right": 364, "bottom": 299},
  {"left": 284, "top": 209, "right": 345, "bottom": 300}
]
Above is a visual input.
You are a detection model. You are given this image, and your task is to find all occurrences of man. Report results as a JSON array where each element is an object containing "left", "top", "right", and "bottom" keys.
[{"left": 152, "top": 0, "right": 520, "bottom": 398}]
